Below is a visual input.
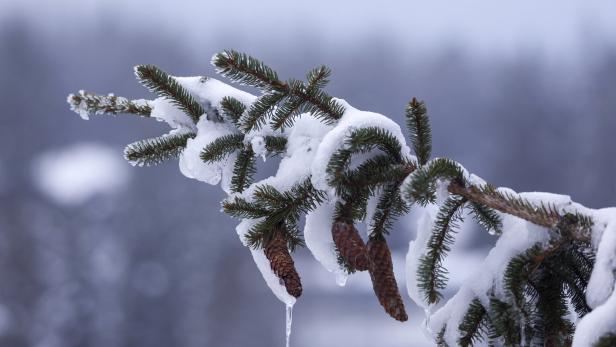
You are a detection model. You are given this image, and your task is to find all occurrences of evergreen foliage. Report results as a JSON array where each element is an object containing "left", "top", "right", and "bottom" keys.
[
  {"left": 404, "top": 157, "right": 465, "bottom": 205},
  {"left": 418, "top": 195, "right": 467, "bottom": 304},
  {"left": 223, "top": 179, "right": 326, "bottom": 250},
  {"left": 458, "top": 298, "right": 489, "bottom": 347},
  {"left": 264, "top": 135, "right": 287, "bottom": 154},
  {"left": 135, "top": 64, "right": 208, "bottom": 123},
  {"left": 68, "top": 90, "right": 151, "bottom": 117},
  {"left": 69, "top": 49, "right": 615, "bottom": 345},
  {"left": 488, "top": 298, "right": 522, "bottom": 346},
  {"left": 213, "top": 50, "right": 344, "bottom": 131},
  {"left": 199, "top": 133, "right": 244, "bottom": 163},
  {"left": 469, "top": 202, "right": 503, "bottom": 235},
  {"left": 124, "top": 131, "right": 195, "bottom": 166},
  {"left": 231, "top": 147, "right": 256, "bottom": 193},
  {"left": 595, "top": 334, "right": 616, "bottom": 347},
  {"left": 220, "top": 96, "right": 246, "bottom": 125},
  {"left": 405, "top": 97, "right": 432, "bottom": 165}
]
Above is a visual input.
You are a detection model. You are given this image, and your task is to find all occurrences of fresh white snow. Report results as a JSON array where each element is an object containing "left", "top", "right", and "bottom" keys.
[{"left": 68, "top": 72, "right": 616, "bottom": 344}]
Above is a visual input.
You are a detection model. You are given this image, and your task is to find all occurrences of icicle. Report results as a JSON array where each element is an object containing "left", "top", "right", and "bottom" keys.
[
  {"left": 421, "top": 306, "right": 433, "bottom": 339},
  {"left": 335, "top": 272, "right": 348, "bottom": 287},
  {"left": 285, "top": 303, "right": 294, "bottom": 347}
]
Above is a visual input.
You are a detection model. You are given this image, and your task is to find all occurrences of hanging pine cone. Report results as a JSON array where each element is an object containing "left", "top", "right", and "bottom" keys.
[
  {"left": 331, "top": 221, "right": 370, "bottom": 271},
  {"left": 264, "top": 225, "right": 302, "bottom": 298},
  {"left": 367, "top": 234, "right": 408, "bottom": 322}
]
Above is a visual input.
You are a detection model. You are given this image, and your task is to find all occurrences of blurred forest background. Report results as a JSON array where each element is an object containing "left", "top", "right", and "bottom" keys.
[{"left": 0, "top": 1, "right": 615, "bottom": 346}]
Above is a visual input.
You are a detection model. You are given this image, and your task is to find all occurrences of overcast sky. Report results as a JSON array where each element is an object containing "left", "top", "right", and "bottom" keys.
[{"left": 3, "top": 0, "right": 616, "bottom": 61}]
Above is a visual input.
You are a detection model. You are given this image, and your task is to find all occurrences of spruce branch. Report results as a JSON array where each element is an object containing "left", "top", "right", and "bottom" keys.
[
  {"left": 220, "top": 96, "right": 246, "bottom": 126},
  {"left": 458, "top": 298, "right": 489, "bottom": 347},
  {"left": 67, "top": 91, "right": 151, "bottom": 118},
  {"left": 595, "top": 334, "right": 616, "bottom": 347},
  {"left": 239, "top": 180, "right": 326, "bottom": 250},
  {"left": 448, "top": 183, "right": 593, "bottom": 242},
  {"left": 213, "top": 50, "right": 344, "bottom": 130},
  {"left": 270, "top": 80, "right": 307, "bottom": 129},
  {"left": 504, "top": 244, "right": 543, "bottom": 310},
  {"left": 418, "top": 195, "right": 467, "bottom": 304},
  {"left": 469, "top": 202, "right": 503, "bottom": 235},
  {"left": 241, "top": 91, "right": 286, "bottom": 132},
  {"left": 488, "top": 298, "right": 522, "bottom": 346},
  {"left": 327, "top": 127, "right": 404, "bottom": 193},
  {"left": 231, "top": 147, "right": 256, "bottom": 193},
  {"left": 124, "top": 131, "right": 195, "bottom": 167},
  {"left": 69, "top": 52, "right": 614, "bottom": 342},
  {"left": 306, "top": 65, "right": 332, "bottom": 90},
  {"left": 341, "top": 157, "right": 414, "bottom": 197},
  {"left": 134, "top": 64, "right": 205, "bottom": 123},
  {"left": 436, "top": 326, "right": 450, "bottom": 347},
  {"left": 533, "top": 262, "right": 575, "bottom": 346},
  {"left": 199, "top": 133, "right": 245, "bottom": 163},
  {"left": 222, "top": 196, "right": 270, "bottom": 219},
  {"left": 370, "top": 182, "right": 409, "bottom": 236},
  {"left": 405, "top": 97, "right": 432, "bottom": 165},
  {"left": 212, "top": 50, "right": 285, "bottom": 91},
  {"left": 264, "top": 135, "right": 287, "bottom": 154},
  {"left": 405, "top": 158, "right": 465, "bottom": 206}
]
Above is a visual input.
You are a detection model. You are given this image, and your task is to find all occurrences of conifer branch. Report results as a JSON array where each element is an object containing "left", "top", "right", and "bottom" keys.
[
  {"left": 468, "top": 202, "right": 503, "bottom": 235},
  {"left": 327, "top": 127, "right": 404, "bottom": 193},
  {"left": 405, "top": 158, "right": 465, "bottom": 206},
  {"left": 418, "top": 195, "right": 467, "bottom": 304},
  {"left": 436, "top": 326, "right": 449, "bottom": 347},
  {"left": 595, "top": 334, "right": 616, "bottom": 347},
  {"left": 220, "top": 96, "right": 246, "bottom": 126},
  {"left": 306, "top": 65, "right": 332, "bottom": 90},
  {"left": 212, "top": 50, "right": 286, "bottom": 91},
  {"left": 199, "top": 133, "right": 245, "bottom": 163},
  {"left": 231, "top": 147, "right": 256, "bottom": 193},
  {"left": 370, "top": 182, "right": 409, "bottom": 236},
  {"left": 134, "top": 64, "right": 205, "bottom": 123},
  {"left": 270, "top": 88, "right": 306, "bottom": 129},
  {"left": 264, "top": 135, "right": 287, "bottom": 154},
  {"left": 448, "top": 183, "right": 593, "bottom": 242},
  {"left": 405, "top": 97, "right": 432, "bottom": 165},
  {"left": 458, "top": 298, "right": 489, "bottom": 347},
  {"left": 230, "top": 180, "right": 326, "bottom": 250},
  {"left": 222, "top": 196, "right": 270, "bottom": 219},
  {"left": 68, "top": 91, "right": 151, "bottom": 118},
  {"left": 488, "top": 298, "right": 522, "bottom": 346},
  {"left": 533, "top": 263, "right": 575, "bottom": 345},
  {"left": 213, "top": 50, "right": 344, "bottom": 130},
  {"left": 241, "top": 91, "right": 286, "bottom": 132},
  {"left": 69, "top": 52, "right": 614, "bottom": 342},
  {"left": 124, "top": 131, "right": 195, "bottom": 167}
]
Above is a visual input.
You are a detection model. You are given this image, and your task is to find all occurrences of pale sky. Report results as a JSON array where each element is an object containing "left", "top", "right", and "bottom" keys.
[{"left": 3, "top": 0, "right": 615, "bottom": 59}]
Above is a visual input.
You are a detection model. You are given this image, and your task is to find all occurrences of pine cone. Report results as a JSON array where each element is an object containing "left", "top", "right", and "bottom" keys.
[
  {"left": 331, "top": 221, "right": 370, "bottom": 271},
  {"left": 367, "top": 234, "right": 408, "bottom": 322},
  {"left": 264, "top": 226, "right": 302, "bottom": 298}
]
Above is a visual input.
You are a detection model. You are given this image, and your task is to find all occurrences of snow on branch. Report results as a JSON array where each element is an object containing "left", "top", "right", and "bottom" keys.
[{"left": 68, "top": 50, "right": 616, "bottom": 345}]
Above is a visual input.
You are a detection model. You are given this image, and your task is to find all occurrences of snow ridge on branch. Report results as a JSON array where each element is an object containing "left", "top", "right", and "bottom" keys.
[{"left": 68, "top": 51, "right": 616, "bottom": 346}]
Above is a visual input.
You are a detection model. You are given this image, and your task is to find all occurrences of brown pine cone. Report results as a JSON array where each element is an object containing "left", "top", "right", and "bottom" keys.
[
  {"left": 331, "top": 221, "right": 370, "bottom": 271},
  {"left": 367, "top": 234, "right": 408, "bottom": 322},
  {"left": 264, "top": 226, "right": 302, "bottom": 298}
]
